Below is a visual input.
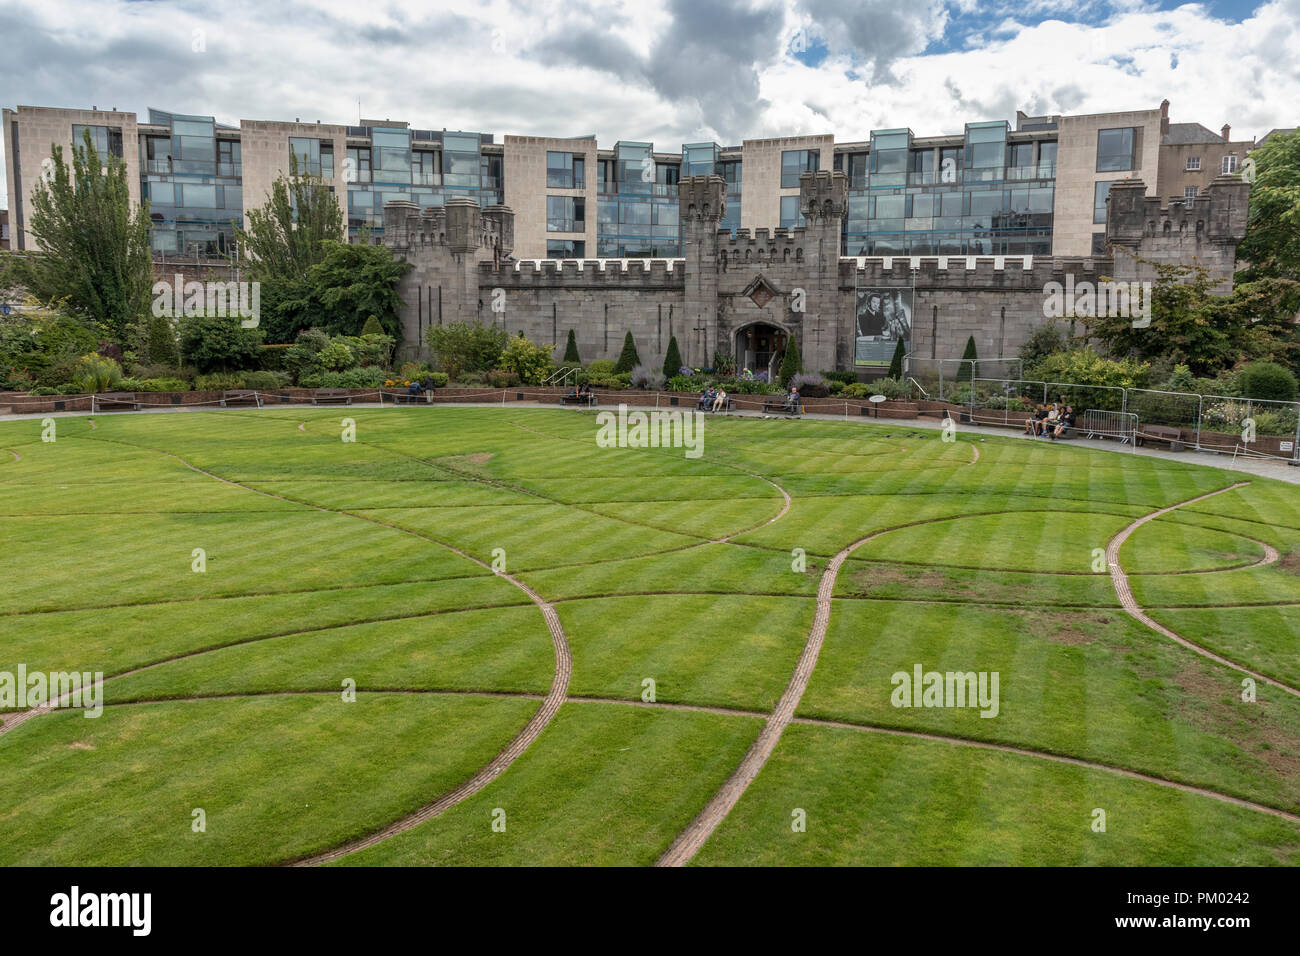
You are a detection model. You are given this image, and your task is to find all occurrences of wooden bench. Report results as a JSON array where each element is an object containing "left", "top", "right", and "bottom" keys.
[
  {"left": 762, "top": 398, "right": 803, "bottom": 417},
  {"left": 220, "top": 389, "right": 263, "bottom": 408},
  {"left": 391, "top": 390, "right": 429, "bottom": 405},
  {"left": 1136, "top": 424, "right": 1184, "bottom": 450},
  {"left": 311, "top": 388, "right": 353, "bottom": 406},
  {"left": 94, "top": 392, "right": 140, "bottom": 411},
  {"left": 695, "top": 396, "right": 734, "bottom": 413},
  {"left": 560, "top": 393, "right": 597, "bottom": 406}
]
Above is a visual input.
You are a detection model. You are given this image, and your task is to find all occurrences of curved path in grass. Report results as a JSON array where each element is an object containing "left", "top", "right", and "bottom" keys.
[
  {"left": 656, "top": 527, "right": 883, "bottom": 866},
  {"left": 0, "top": 428, "right": 574, "bottom": 867},
  {"left": 1106, "top": 482, "right": 1300, "bottom": 699},
  {"left": 74, "top": 688, "right": 1300, "bottom": 851}
]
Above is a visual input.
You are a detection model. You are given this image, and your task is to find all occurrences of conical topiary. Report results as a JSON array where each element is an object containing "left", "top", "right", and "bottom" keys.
[
  {"left": 959, "top": 335, "right": 978, "bottom": 382},
  {"left": 662, "top": 334, "right": 683, "bottom": 379},
  {"left": 563, "top": 328, "right": 581, "bottom": 365},
  {"left": 614, "top": 330, "right": 640, "bottom": 374},
  {"left": 888, "top": 338, "right": 906, "bottom": 380},
  {"left": 361, "top": 315, "right": 385, "bottom": 337},
  {"left": 779, "top": 334, "right": 802, "bottom": 387}
]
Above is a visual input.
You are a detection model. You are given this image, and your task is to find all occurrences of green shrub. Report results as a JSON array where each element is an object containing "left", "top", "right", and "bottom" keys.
[
  {"left": 317, "top": 340, "right": 354, "bottom": 371},
  {"left": 586, "top": 359, "right": 616, "bottom": 377},
  {"left": 497, "top": 334, "right": 555, "bottom": 385},
  {"left": 563, "top": 328, "right": 581, "bottom": 365},
  {"left": 1238, "top": 361, "right": 1299, "bottom": 403},
  {"left": 28, "top": 386, "right": 59, "bottom": 396},
  {"left": 779, "top": 336, "right": 802, "bottom": 387},
  {"left": 841, "top": 383, "right": 873, "bottom": 399},
  {"left": 178, "top": 315, "right": 264, "bottom": 374},
  {"left": 137, "top": 377, "right": 191, "bottom": 392},
  {"left": 662, "top": 335, "right": 683, "bottom": 379},
  {"left": 487, "top": 369, "right": 521, "bottom": 388},
  {"left": 823, "top": 370, "right": 857, "bottom": 385},
  {"left": 427, "top": 372, "right": 449, "bottom": 388},
  {"left": 239, "top": 371, "right": 290, "bottom": 390},
  {"left": 875, "top": 377, "right": 907, "bottom": 400},
  {"left": 827, "top": 380, "right": 844, "bottom": 395},
  {"left": 73, "top": 354, "right": 124, "bottom": 393},
  {"left": 194, "top": 372, "right": 245, "bottom": 391}
]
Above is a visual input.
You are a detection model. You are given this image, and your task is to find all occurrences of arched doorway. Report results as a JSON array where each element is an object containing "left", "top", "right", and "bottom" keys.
[{"left": 734, "top": 322, "right": 789, "bottom": 382}]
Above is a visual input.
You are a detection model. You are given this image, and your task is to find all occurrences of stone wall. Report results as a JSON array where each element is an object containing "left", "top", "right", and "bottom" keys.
[{"left": 384, "top": 165, "right": 1249, "bottom": 373}]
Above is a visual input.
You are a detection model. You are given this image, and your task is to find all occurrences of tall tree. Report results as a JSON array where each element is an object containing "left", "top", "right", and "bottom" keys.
[
  {"left": 236, "top": 153, "right": 344, "bottom": 284},
  {"left": 1238, "top": 131, "right": 1300, "bottom": 281},
  {"left": 3, "top": 130, "right": 154, "bottom": 347}
]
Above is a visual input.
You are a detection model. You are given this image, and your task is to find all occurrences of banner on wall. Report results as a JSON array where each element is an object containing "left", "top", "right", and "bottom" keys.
[{"left": 855, "top": 287, "right": 912, "bottom": 366}]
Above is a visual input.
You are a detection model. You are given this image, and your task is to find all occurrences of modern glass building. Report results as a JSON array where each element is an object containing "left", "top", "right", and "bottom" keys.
[
  {"left": 140, "top": 109, "right": 244, "bottom": 255},
  {"left": 837, "top": 121, "right": 1058, "bottom": 257},
  {"left": 345, "top": 126, "right": 501, "bottom": 240},
  {"left": 4, "top": 100, "right": 1239, "bottom": 260}
]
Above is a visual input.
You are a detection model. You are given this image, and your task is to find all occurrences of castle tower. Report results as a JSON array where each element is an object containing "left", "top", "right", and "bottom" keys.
[
  {"left": 678, "top": 175, "right": 726, "bottom": 367},
  {"left": 1105, "top": 175, "right": 1249, "bottom": 293},
  {"left": 797, "top": 169, "right": 848, "bottom": 373}
]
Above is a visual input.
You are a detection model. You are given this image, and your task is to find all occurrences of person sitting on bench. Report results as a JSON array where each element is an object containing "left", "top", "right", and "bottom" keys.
[
  {"left": 784, "top": 385, "right": 801, "bottom": 413},
  {"left": 1039, "top": 403, "right": 1059, "bottom": 437},
  {"left": 578, "top": 381, "right": 595, "bottom": 405},
  {"left": 1051, "top": 405, "right": 1076, "bottom": 439},
  {"left": 712, "top": 387, "right": 728, "bottom": 413},
  {"left": 1025, "top": 404, "right": 1048, "bottom": 435},
  {"left": 408, "top": 380, "right": 424, "bottom": 397},
  {"left": 699, "top": 386, "right": 715, "bottom": 411}
]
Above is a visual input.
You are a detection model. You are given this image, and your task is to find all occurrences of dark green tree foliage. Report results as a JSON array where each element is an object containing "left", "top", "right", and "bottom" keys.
[
  {"left": 888, "top": 338, "right": 906, "bottom": 380},
  {"left": 178, "top": 314, "right": 265, "bottom": 374},
  {"left": 426, "top": 321, "right": 510, "bottom": 383},
  {"left": 662, "top": 334, "right": 682, "bottom": 378},
  {"left": 1238, "top": 361, "right": 1299, "bottom": 402},
  {"left": 145, "top": 313, "right": 179, "bottom": 367},
  {"left": 614, "top": 330, "right": 640, "bottom": 373},
  {"left": 4, "top": 130, "right": 154, "bottom": 347},
  {"left": 361, "top": 315, "right": 385, "bottom": 337},
  {"left": 563, "top": 329, "right": 581, "bottom": 364},
  {"left": 306, "top": 241, "right": 408, "bottom": 339},
  {"left": 959, "top": 335, "right": 978, "bottom": 382},
  {"left": 779, "top": 334, "right": 802, "bottom": 387},
  {"left": 236, "top": 154, "right": 344, "bottom": 283},
  {"left": 1238, "top": 131, "right": 1300, "bottom": 281}
]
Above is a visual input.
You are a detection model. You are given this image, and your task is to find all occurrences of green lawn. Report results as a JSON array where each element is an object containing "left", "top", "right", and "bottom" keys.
[{"left": 2, "top": 405, "right": 1299, "bottom": 865}]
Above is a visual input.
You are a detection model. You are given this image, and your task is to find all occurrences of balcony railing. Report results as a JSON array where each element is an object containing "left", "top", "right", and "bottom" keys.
[
  {"left": 411, "top": 170, "right": 441, "bottom": 186},
  {"left": 146, "top": 159, "right": 171, "bottom": 175},
  {"left": 1005, "top": 163, "right": 1056, "bottom": 181},
  {"left": 217, "top": 162, "right": 241, "bottom": 178}
]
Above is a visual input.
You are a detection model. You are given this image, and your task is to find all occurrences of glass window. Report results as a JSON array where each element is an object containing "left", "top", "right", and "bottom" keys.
[
  {"left": 223, "top": 186, "right": 242, "bottom": 209},
  {"left": 1008, "top": 143, "right": 1034, "bottom": 167},
  {"left": 1029, "top": 186, "right": 1054, "bottom": 213},
  {"left": 780, "top": 195, "right": 803, "bottom": 228},
  {"left": 547, "top": 151, "right": 574, "bottom": 188},
  {"left": 1186, "top": 156, "right": 1201, "bottom": 171},
  {"left": 547, "top": 240, "right": 586, "bottom": 258},
  {"left": 148, "top": 182, "right": 175, "bottom": 205},
  {"left": 968, "top": 190, "right": 1004, "bottom": 216},
  {"left": 619, "top": 201, "right": 651, "bottom": 225},
  {"left": 1096, "top": 128, "right": 1136, "bottom": 172},
  {"left": 181, "top": 184, "right": 217, "bottom": 208},
  {"left": 1094, "top": 180, "right": 1119, "bottom": 223},
  {"left": 1221, "top": 154, "right": 1239, "bottom": 174},
  {"left": 781, "top": 149, "right": 819, "bottom": 188},
  {"left": 874, "top": 194, "right": 906, "bottom": 219}
]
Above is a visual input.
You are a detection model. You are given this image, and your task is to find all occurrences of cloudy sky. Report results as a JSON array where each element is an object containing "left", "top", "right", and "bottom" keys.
[{"left": 1, "top": 0, "right": 1297, "bottom": 207}]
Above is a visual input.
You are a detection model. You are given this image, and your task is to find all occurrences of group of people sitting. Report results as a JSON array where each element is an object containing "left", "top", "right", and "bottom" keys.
[
  {"left": 698, "top": 386, "right": 729, "bottom": 412},
  {"left": 1024, "top": 402, "right": 1076, "bottom": 439},
  {"left": 564, "top": 382, "right": 597, "bottom": 405}
]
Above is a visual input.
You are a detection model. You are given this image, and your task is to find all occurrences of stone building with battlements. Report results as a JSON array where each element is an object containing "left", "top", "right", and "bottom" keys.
[{"left": 385, "top": 168, "right": 1250, "bottom": 379}]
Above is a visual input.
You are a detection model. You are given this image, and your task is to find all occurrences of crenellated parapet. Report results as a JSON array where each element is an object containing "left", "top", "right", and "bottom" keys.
[
  {"left": 477, "top": 258, "right": 686, "bottom": 288},
  {"left": 799, "top": 169, "right": 848, "bottom": 224},
  {"left": 677, "top": 175, "right": 727, "bottom": 222},
  {"left": 837, "top": 254, "right": 1112, "bottom": 290}
]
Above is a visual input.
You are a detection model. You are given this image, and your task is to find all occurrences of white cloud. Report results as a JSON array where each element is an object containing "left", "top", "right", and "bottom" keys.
[{"left": 0, "top": 0, "right": 1293, "bottom": 171}]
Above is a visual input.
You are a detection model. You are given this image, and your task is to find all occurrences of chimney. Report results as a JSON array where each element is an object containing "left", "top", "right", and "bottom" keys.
[
  {"left": 1160, "top": 99, "right": 1170, "bottom": 136},
  {"left": 1221, "top": 124, "right": 1231, "bottom": 142}
]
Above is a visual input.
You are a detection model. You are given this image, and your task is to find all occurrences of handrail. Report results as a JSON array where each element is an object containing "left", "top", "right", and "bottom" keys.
[
  {"left": 906, "top": 377, "right": 929, "bottom": 398},
  {"left": 544, "top": 366, "right": 579, "bottom": 387}
]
